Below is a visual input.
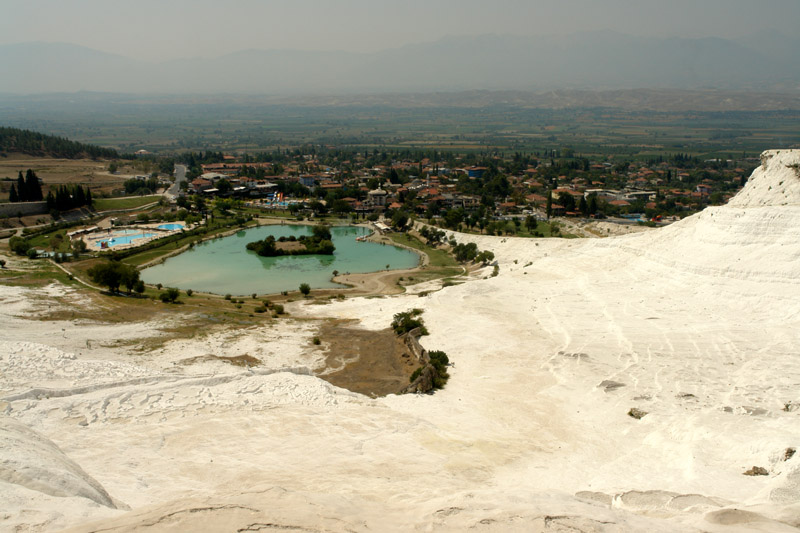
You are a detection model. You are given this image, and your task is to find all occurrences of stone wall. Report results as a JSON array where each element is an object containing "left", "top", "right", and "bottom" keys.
[
  {"left": 404, "top": 327, "right": 429, "bottom": 364},
  {"left": 400, "top": 328, "right": 435, "bottom": 394},
  {"left": 0, "top": 201, "right": 47, "bottom": 218}
]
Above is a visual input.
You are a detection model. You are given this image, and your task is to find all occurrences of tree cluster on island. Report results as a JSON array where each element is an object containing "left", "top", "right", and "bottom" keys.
[{"left": 246, "top": 224, "right": 335, "bottom": 257}]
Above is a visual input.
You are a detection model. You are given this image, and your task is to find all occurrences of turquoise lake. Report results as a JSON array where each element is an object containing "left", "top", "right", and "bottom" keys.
[{"left": 141, "top": 225, "right": 420, "bottom": 295}]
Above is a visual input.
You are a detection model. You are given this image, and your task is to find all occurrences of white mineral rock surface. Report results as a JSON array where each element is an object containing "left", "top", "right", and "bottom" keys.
[{"left": 2, "top": 150, "right": 800, "bottom": 532}]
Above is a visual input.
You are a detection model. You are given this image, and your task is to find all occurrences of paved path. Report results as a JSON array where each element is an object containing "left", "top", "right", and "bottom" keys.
[{"left": 165, "top": 164, "right": 187, "bottom": 200}]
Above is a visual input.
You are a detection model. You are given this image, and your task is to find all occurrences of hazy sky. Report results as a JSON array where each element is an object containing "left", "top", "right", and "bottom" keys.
[{"left": 3, "top": 0, "right": 799, "bottom": 61}]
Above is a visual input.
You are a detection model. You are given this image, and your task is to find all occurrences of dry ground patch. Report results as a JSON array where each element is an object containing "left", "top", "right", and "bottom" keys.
[
  {"left": 315, "top": 319, "right": 418, "bottom": 397},
  {"left": 0, "top": 156, "right": 164, "bottom": 204}
]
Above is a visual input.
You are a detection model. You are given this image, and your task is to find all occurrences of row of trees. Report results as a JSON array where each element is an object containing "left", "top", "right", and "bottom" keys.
[
  {"left": 546, "top": 191, "right": 599, "bottom": 218},
  {"left": 123, "top": 176, "right": 160, "bottom": 195},
  {"left": 7, "top": 169, "right": 93, "bottom": 211},
  {"left": 87, "top": 261, "right": 142, "bottom": 294},
  {"left": 0, "top": 127, "right": 119, "bottom": 159},
  {"left": 8, "top": 170, "right": 43, "bottom": 202},
  {"left": 87, "top": 261, "right": 182, "bottom": 304},
  {"left": 451, "top": 242, "right": 495, "bottom": 264},
  {"left": 46, "top": 185, "right": 93, "bottom": 211}
]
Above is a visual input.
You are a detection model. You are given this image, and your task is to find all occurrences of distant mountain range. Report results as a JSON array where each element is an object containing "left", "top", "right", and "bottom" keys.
[{"left": 2, "top": 31, "right": 799, "bottom": 94}]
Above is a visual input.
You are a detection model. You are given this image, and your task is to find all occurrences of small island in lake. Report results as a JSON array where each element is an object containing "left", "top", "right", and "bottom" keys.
[{"left": 246, "top": 224, "right": 336, "bottom": 257}]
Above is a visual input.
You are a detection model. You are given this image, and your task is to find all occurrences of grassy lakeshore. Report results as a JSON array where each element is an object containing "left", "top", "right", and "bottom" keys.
[{"left": 4, "top": 219, "right": 469, "bottom": 306}]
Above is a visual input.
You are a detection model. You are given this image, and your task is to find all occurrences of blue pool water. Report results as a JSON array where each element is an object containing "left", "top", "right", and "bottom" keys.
[
  {"left": 158, "top": 223, "right": 184, "bottom": 231},
  {"left": 95, "top": 232, "right": 156, "bottom": 248}
]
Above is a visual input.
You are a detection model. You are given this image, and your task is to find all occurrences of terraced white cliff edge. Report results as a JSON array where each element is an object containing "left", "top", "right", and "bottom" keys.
[{"left": 2, "top": 150, "right": 800, "bottom": 532}]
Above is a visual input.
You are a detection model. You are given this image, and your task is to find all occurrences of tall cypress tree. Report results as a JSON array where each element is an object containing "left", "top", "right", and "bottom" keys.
[
  {"left": 75, "top": 185, "right": 85, "bottom": 207},
  {"left": 9, "top": 184, "right": 19, "bottom": 202},
  {"left": 56, "top": 185, "right": 67, "bottom": 210},
  {"left": 17, "top": 172, "right": 26, "bottom": 202},
  {"left": 25, "top": 169, "right": 43, "bottom": 201},
  {"left": 588, "top": 195, "right": 598, "bottom": 216}
]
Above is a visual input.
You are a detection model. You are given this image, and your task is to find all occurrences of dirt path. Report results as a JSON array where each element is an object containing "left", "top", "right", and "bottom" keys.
[{"left": 49, "top": 259, "right": 103, "bottom": 291}]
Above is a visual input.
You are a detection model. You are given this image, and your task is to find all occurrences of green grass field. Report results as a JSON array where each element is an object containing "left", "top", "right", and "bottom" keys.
[{"left": 386, "top": 232, "right": 459, "bottom": 268}]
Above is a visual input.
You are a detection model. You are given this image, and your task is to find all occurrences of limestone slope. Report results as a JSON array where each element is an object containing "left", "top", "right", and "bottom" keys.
[{"left": 2, "top": 150, "right": 800, "bottom": 532}]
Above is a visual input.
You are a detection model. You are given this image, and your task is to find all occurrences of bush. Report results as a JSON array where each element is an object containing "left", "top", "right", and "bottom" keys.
[
  {"left": 9, "top": 236, "right": 30, "bottom": 256},
  {"left": 312, "top": 336, "right": 321, "bottom": 345},
  {"left": 273, "top": 304, "right": 285, "bottom": 315},
  {"left": 391, "top": 309, "right": 428, "bottom": 336},
  {"left": 428, "top": 350, "right": 449, "bottom": 368},
  {"left": 254, "top": 306, "right": 267, "bottom": 313},
  {"left": 476, "top": 250, "right": 495, "bottom": 265},
  {"left": 186, "top": 289, "right": 193, "bottom": 296},
  {"left": 159, "top": 287, "right": 180, "bottom": 303},
  {"left": 299, "top": 283, "right": 311, "bottom": 296},
  {"left": 409, "top": 367, "right": 424, "bottom": 382},
  {"left": 427, "top": 350, "right": 450, "bottom": 389},
  {"left": 452, "top": 242, "right": 479, "bottom": 262},
  {"left": 225, "top": 294, "right": 232, "bottom": 300}
]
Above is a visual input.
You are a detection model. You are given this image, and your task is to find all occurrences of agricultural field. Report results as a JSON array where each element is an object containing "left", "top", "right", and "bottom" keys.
[
  {"left": 0, "top": 91, "right": 798, "bottom": 159},
  {"left": 0, "top": 155, "right": 160, "bottom": 202}
]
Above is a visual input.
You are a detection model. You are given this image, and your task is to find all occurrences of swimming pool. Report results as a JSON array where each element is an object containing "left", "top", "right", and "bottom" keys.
[
  {"left": 158, "top": 223, "right": 184, "bottom": 231},
  {"left": 95, "top": 232, "right": 156, "bottom": 248}
]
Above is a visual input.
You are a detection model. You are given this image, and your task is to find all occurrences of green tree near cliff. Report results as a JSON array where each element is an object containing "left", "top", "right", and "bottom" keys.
[{"left": 88, "top": 261, "right": 140, "bottom": 294}]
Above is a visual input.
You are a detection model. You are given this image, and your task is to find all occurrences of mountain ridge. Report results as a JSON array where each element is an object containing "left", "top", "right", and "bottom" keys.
[{"left": 2, "top": 32, "right": 799, "bottom": 94}]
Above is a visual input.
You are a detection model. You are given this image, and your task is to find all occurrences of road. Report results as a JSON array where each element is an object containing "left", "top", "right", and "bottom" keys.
[{"left": 165, "top": 164, "right": 187, "bottom": 200}]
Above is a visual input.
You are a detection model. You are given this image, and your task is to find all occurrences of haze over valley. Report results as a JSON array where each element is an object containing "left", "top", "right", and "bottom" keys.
[
  {"left": 2, "top": 30, "right": 800, "bottom": 95},
  {"left": 2, "top": 1, "right": 800, "bottom": 532}
]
